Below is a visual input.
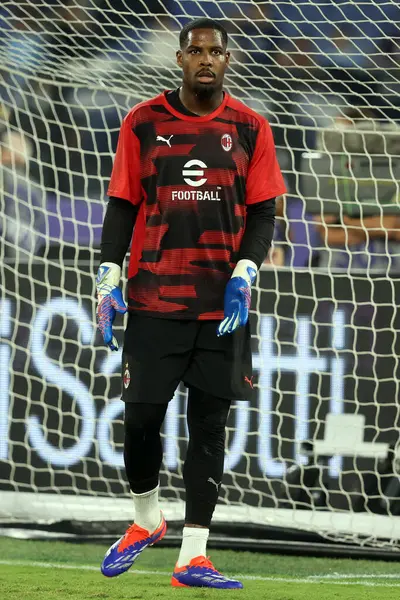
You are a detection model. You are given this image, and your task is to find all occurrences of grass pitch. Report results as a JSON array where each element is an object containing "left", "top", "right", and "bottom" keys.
[{"left": 1, "top": 537, "right": 400, "bottom": 599}]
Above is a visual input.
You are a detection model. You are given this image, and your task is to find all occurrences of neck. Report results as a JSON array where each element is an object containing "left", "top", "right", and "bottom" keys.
[{"left": 179, "top": 84, "right": 224, "bottom": 116}]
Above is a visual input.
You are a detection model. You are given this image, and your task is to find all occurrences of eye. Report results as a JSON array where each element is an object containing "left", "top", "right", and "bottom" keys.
[
  {"left": 212, "top": 49, "right": 222, "bottom": 55},
  {"left": 189, "top": 49, "right": 200, "bottom": 54}
]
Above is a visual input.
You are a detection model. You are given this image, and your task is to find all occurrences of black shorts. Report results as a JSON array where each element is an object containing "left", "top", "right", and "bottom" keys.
[{"left": 121, "top": 312, "right": 254, "bottom": 404}]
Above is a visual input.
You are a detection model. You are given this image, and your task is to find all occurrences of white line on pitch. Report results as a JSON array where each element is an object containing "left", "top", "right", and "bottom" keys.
[
  {"left": 308, "top": 573, "right": 400, "bottom": 580},
  {"left": 1, "top": 560, "right": 400, "bottom": 587}
]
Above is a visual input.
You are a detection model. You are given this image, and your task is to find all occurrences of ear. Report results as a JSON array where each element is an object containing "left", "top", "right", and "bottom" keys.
[
  {"left": 176, "top": 49, "right": 183, "bottom": 68},
  {"left": 225, "top": 51, "right": 230, "bottom": 67}
]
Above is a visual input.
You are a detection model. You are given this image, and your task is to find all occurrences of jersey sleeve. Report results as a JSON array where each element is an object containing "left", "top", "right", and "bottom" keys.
[
  {"left": 107, "top": 112, "right": 142, "bottom": 205},
  {"left": 245, "top": 119, "right": 287, "bottom": 205}
]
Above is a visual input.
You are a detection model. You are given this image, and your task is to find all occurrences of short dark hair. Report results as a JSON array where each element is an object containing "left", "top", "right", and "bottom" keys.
[{"left": 179, "top": 18, "right": 228, "bottom": 49}]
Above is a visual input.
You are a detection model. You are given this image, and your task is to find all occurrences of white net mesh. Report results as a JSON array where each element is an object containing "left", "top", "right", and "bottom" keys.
[{"left": 1, "top": 0, "right": 400, "bottom": 549}]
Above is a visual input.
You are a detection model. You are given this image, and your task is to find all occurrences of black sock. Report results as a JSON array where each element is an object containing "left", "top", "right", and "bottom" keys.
[{"left": 183, "top": 387, "right": 231, "bottom": 527}]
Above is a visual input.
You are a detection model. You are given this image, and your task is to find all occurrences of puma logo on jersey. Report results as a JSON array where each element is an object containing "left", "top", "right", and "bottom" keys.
[{"left": 156, "top": 135, "right": 174, "bottom": 147}]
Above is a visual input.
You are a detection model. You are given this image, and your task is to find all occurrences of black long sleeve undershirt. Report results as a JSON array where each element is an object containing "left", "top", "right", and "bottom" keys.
[
  {"left": 238, "top": 198, "right": 276, "bottom": 269},
  {"left": 99, "top": 196, "right": 276, "bottom": 270},
  {"left": 100, "top": 196, "right": 139, "bottom": 267}
]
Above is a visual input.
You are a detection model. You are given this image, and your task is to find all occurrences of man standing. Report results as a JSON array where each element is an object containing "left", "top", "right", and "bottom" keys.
[{"left": 97, "top": 17, "right": 286, "bottom": 589}]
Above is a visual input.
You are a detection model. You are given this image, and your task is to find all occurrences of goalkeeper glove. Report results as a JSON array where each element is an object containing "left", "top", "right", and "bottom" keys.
[
  {"left": 217, "top": 259, "right": 257, "bottom": 337},
  {"left": 96, "top": 262, "right": 127, "bottom": 351}
]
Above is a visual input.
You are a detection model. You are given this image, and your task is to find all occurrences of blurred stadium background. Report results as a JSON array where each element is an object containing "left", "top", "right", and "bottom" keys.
[{"left": 1, "top": 0, "right": 400, "bottom": 561}]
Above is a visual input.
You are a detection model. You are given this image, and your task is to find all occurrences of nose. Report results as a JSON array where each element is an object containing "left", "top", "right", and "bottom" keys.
[{"left": 199, "top": 52, "right": 213, "bottom": 66}]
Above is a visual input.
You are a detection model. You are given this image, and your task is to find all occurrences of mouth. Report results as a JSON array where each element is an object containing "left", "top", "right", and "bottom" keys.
[{"left": 196, "top": 71, "right": 215, "bottom": 83}]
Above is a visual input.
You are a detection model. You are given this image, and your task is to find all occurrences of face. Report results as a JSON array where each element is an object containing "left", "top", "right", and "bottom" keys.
[{"left": 176, "top": 28, "right": 230, "bottom": 99}]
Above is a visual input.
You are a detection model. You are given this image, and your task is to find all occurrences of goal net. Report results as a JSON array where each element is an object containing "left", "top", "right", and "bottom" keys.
[{"left": 1, "top": 0, "right": 400, "bottom": 553}]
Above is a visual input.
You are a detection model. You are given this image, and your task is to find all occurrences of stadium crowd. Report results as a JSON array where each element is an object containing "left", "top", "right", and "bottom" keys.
[{"left": 1, "top": 0, "right": 400, "bottom": 269}]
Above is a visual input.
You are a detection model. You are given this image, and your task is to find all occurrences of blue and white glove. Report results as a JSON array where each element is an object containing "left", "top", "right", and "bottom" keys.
[
  {"left": 217, "top": 259, "right": 257, "bottom": 337},
  {"left": 96, "top": 262, "right": 127, "bottom": 351}
]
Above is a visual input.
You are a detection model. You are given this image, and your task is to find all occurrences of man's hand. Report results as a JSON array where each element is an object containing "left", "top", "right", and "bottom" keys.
[
  {"left": 96, "top": 262, "right": 127, "bottom": 351},
  {"left": 217, "top": 259, "right": 257, "bottom": 337}
]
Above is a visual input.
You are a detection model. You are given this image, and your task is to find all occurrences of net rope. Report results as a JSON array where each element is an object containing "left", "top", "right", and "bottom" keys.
[{"left": 1, "top": 0, "right": 400, "bottom": 549}]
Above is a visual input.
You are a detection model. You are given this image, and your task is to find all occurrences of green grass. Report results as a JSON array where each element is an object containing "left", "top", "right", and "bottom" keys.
[{"left": 1, "top": 537, "right": 400, "bottom": 599}]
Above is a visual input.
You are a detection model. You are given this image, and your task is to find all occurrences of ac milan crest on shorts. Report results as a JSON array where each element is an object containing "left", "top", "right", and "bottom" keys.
[{"left": 123, "top": 363, "right": 131, "bottom": 389}]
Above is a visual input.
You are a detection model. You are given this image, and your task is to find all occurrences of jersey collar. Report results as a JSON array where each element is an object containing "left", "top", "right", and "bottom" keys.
[{"left": 161, "top": 90, "right": 229, "bottom": 122}]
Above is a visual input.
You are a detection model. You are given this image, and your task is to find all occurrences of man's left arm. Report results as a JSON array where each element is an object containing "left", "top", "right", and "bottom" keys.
[
  {"left": 217, "top": 118, "right": 286, "bottom": 336},
  {"left": 217, "top": 199, "right": 276, "bottom": 336}
]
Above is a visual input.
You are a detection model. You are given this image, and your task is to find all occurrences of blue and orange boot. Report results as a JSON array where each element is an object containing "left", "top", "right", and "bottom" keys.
[
  {"left": 171, "top": 555, "right": 243, "bottom": 589},
  {"left": 101, "top": 514, "right": 167, "bottom": 577}
]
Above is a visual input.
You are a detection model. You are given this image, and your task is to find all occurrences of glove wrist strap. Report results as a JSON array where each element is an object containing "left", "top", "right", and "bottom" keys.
[
  {"left": 231, "top": 259, "right": 258, "bottom": 286},
  {"left": 97, "top": 262, "right": 121, "bottom": 288}
]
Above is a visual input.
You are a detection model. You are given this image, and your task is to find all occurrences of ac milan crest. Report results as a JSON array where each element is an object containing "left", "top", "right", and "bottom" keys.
[
  {"left": 221, "top": 133, "right": 233, "bottom": 152},
  {"left": 123, "top": 366, "right": 131, "bottom": 389}
]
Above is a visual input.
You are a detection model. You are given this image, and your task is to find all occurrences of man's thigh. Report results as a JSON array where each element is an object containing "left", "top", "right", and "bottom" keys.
[
  {"left": 183, "top": 321, "right": 254, "bottom": 401},
  {"left": 122, "top": 312, "right": 198, "bottom": 404}
]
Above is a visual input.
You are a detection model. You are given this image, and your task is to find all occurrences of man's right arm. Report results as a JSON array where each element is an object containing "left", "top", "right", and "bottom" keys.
[
  {"left": 95, "top": 196, "right": 139, "bottom": 351},
  {"left": 96, "top": 110, "right": 142, "bottom": 350}
]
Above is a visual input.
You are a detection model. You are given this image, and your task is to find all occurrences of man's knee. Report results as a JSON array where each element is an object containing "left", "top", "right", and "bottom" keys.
[
  {"left": 124, "top": 402, "right": 167, "bottom": 433},
  {"left": 187, "top": 389, "right": 231, "bottom": 435}
]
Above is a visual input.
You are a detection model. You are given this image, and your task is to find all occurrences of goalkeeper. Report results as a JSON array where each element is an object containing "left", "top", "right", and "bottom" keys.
[{"left": 97, "top": 17, "right": 286, "bottom": 590}]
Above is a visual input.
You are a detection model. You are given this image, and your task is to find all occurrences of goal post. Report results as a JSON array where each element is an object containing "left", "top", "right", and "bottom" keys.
[{"left": 1, "top": 1, "right": 400, "bottom": 555}]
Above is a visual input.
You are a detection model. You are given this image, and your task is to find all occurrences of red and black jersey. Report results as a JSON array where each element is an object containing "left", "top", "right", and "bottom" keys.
[{"left": 107, "top": 90, "right": 286, "bottom": 320}]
